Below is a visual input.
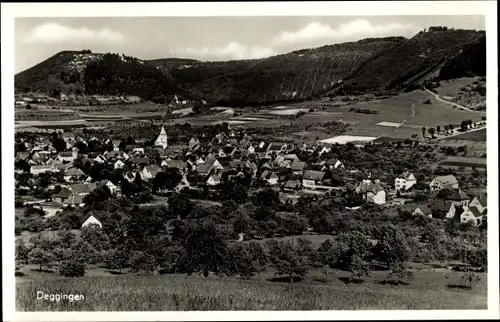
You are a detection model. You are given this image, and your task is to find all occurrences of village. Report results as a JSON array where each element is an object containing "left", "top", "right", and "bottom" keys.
[{"left": 15, "top": 121, "right": 487, "bottom": 232}]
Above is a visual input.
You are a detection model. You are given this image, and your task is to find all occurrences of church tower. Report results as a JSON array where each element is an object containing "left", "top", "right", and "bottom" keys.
[{"left": 155, "top": 126, "right": 168, "bottom": 149}]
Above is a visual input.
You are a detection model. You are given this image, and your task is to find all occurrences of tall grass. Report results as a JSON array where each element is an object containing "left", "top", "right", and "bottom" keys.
[{"left": 17, "top": 274, "right": 487, "bottom": 311}]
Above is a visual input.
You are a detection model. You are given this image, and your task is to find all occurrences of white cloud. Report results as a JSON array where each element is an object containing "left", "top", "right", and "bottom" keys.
[
  {"left": 23, "top": 22, "right": 125, "bottom": 44},
  {"left": 174, "top": 42, "right": 275, "bottom": 60},
  {"left": 274, "top": 19, "right": 417, "bottom": 45}
]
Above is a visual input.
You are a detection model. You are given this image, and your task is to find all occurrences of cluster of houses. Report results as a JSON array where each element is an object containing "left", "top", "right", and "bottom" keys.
[{"left": 15, "top": 125, "right": 487, "bottom": 229}]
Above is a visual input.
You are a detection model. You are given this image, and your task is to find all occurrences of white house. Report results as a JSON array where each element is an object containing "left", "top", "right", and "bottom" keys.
[
  {"left": 429, "top": 175, "right": 459, "bottom": 192},
  {"left": 100, "top": 180, "right": 118, "bottom": 195},
  {"left": 395, "top": 171, "right": 417, "bottom": 191},
  {"left": 114, "top": 160, "right": 125, "bottom": 170},
  {"left": 207, "top": 174, "right": 221, "bottom": 186},
  {"left": 469, "top": 194, "right": 487, "bottom": 214},
  {"left": 141, "top": 165, "right": 162, "bottom": 181},
  {"left": 81, "top": 212, "right": 103, "bottom": 229},
  {"left": 302, "top": 170, "right": 326, "bottom": 188},
  {"left": 457, "top": 206, "right": 478, "bottom": 226},
  {"left": 57, "top": 148, "right": 78, "bottom": 163},
  {"left": 261, "top": 170, "right": 279, "bottom": 186},
  {"left": 155, "top": 126, "right": 168, "bottom": 149},
  {"left": 366, "top": 184, "right": 386, "bottom": 205},
  {"left": 412, "top": 205, "right": 432, "bottom": 218}
]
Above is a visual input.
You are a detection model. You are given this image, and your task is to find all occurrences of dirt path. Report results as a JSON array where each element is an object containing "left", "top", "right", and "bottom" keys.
[
  {"left": 425, "top": 89, "right": 486, "bottom": 114},
  {"left": 436, "top": 124, "right": 487, "bottom": 141},
  {"left": 376, "top": 102, "right": 417, "bottom": 140}
]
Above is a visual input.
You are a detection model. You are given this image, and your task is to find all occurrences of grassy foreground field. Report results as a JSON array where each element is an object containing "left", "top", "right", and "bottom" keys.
[{"left": 17, "top": 271, "right": 487, "bottom": 311}]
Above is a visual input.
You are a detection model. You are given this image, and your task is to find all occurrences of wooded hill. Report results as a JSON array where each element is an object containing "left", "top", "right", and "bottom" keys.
[{"left": 15, "top": 28, "right": 486, "bottom": 106}]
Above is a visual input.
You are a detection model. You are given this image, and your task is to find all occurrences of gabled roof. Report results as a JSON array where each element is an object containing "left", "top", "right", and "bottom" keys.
[
  {"left": 446, "top": 189, "right": 469, "bottom": 201},
  {"left": 65, "top": 194, "right": 85, "bottom": 205},
  {"left": 165, "top": 159, "right": 187, "bottom": 170},
  {"left": 83, "top": 211, "right": 102, "bottom": 224},
  {"left": 284, "top": 180, "right": 301, "bottom": 189},
  {"left": 469, "top": 206, "right": 483, "bottom": 218},
  {"left": 398, "top": 171, "right": 415, "bottom": 180},
  {"left": 325, "top": 158, "right": 341, "bottom": 166},
  {"left": 64, "top": 167, "right": 84, "bottom": 176},
  {"left": 129, "top": 157, "right": 149, "bottom": 165},
  {"left": 267, "top": 142, "right": 286, "bottom": 151},
  {"left": 290, "top": 161, "right": 306, "bottom": 172},
  {"left": 431, "top": 199, "right": 454, "bottom": 212},
  {"left": 415, "top": 205, "right": 432, "bottom": 215},
  {"left": 197, "top": 158, "right": 216, "bottom": 175},
  {"left": 474, "top": 194, "right": 487, "bottom": 207},
  {"left": 207, "top": 174, "right": 221, "bottom": 183},
  {"left": 58, "top": 151, "right": 74, "bottom": 158},
  {"left": 70, "top": 183, "right": 97, "bottom": 194},
  {"left": 144, "top": 165, "right": 162, "bottom": 176},
  {"left": 433, "top": 175, "right": 458, "bottom": 186},
  {"left": 56, "top": 188, "right": 72, "bottom": 199},
  {"left": 261, "top": 170, "right": 278, "bottom": 180},
  {"left": 303, "top": 170, "right": 325, "bottom": 181}
]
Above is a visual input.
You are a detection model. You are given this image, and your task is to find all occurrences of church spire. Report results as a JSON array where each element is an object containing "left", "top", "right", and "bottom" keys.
[{"left": 155, "top": 126, "right": 168, "bottom": 149}]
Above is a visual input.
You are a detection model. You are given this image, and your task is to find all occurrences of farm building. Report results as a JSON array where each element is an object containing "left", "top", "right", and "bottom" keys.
[
  {"left": 429, "top": 175, "right": 459, "bottom": 192},
  {"left": 394, "top": 171, "right": 417, "bottom": 191}
]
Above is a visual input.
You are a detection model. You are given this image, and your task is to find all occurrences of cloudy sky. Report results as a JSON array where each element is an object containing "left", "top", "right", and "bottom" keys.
[{"left": 15, "top": 16, "right": 485, "bottom": 73}]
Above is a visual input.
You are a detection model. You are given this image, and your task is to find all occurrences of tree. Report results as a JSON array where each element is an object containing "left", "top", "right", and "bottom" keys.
[
  {"left": 372, "top": 225, "right": 413, "bottom": 284},
  {"left": 224, "top": 243, "right": 258, "bottom": 279},
  {"left": 59, "top": 258, "right": 86, "bottom": 277},
  {"left": 152, "top": 168, "right": 182, "bottom": 194},
  {"left": 421, "top": 127, "right": 426, "bottom": 137},
  {"left": 105, "top": 247, "right": 130, "bottom": 273},
  {"left": 252, "top": 188, "right": 280, "bottom": 207},
  {"left": 326, "top": 231, "right": 372, "bottom": 283},
  {"left": 179, "top": 220, "right": 230, "bottom": 277},
  {"left": 266, "top": 239, "right": 309, "bottom": 282},
  {"left": 28, "top": 247, "right": 53, "bottom": 272},
  {"left": 317, "top": 239, "right": 333, "bottom": 282},
  {"left": 128, "top": 251, "right": 158, "bottom": 274},
  {"left": 436, "top": 125, "right": 441, "bottom": 135},
  {"left": 15, "top": 240, "right": 30, "bottom": 269},
  {"left": 81, "top": 224, "right": 110, "bottom": 252},
  {"left": 428, "top": 127, "right": 435, "bottom": 138},
  {"left": 168, "top": 193, "right": 194, "bottom": 219}
]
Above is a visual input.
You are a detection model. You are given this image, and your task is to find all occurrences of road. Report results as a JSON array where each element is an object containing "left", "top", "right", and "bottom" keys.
[{"left": 436, "top": 123, "right": 487, "bottom": 141}]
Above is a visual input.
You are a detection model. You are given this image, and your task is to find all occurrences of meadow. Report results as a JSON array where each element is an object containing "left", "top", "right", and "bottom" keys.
[
  {"left": 16, "top": 268, "right": 487, "bottom": 311},
  {"left": 443, "top": 128, "right": 486, "bottom": 142}
]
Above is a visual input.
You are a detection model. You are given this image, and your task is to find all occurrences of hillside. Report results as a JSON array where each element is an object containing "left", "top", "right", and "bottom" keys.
[
  {"left": 335, "top": 28, "right": 485, "bottom": 95},
  {"left": 15, "top": 28, "right": 486, "bottom": 106}
]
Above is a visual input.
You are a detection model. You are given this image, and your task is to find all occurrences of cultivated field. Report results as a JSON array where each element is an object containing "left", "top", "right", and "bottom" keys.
[{"left": 16, "top": 270, "right": 487, "bottom": 311}]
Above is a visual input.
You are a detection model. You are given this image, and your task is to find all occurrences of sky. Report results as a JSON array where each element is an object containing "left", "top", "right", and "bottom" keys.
[{"left": 14, "top": 16, "right": 485, "bottom": 73}]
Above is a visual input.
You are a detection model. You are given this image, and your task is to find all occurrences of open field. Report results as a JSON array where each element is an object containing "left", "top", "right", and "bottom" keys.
[
  {"left": 16, "top": 269, "right": 487, "bottom": 311},
  {"left": 318, "top": 135, "right": 377, "bottom": 144}
]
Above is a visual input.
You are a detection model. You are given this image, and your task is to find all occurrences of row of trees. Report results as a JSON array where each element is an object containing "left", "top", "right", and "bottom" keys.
[{"left": 420, "top": 119, "right": 475, "bottom": 139}]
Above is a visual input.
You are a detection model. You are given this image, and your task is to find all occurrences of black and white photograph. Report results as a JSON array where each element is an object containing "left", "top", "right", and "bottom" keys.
[{"left": 2, "top": 1, "right": 498, "bottom": 320}]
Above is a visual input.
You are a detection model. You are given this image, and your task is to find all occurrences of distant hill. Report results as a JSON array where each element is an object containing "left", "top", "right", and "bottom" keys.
[{"left": 15, "top": 27, "right": 486, "bottom": 106}]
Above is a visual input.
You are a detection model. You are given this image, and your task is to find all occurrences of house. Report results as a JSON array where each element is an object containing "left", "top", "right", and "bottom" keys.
[
  {"left": 93, "top": 155, "right": 107, "bottom": 164},
  {"left": 395, "top": 171, "right": 417, "bottom": 191},
  {"left": 247, "top": 145, "right": 256, "bottom": 154},
  {"left": 162, "top": 160, "right": 188, "bottom": 173},
  {"left": 30, "top": 165, "right": 52, "bottom": 175},
  {"left": 325, "top": 158, "right": 344, "bottom": 169},
  {"left": 430, "top": 200, "right": 456, "bottom": 219},
  {"left": 366, "top": 183, "right": 386, "bottom": 205},
  {"left": 469, "top": 206, "right": 485, "bottom": 226},
  {"left": 189, "top": 137, "right": 201, "bottom": 151},
  {"left": 267, "top": 142, "right": 287, "bottom": 153},
  {"left": 429, "top": 175, "right": 459, "bottom": 192},
  {"left": 54, "top": 188, "right": 73, "bottom": 203},
  {"left": 63, "top": 193, "right": 86, "bottom": 208},
  {"left": 57, "top": 149, "right": 78, "bottom": 163},
  {"left": 412, "top": 205, "right": 432, "bottom": 218},
  {"left": 356, "top": 179, "right": 386, "bottom": 205},
  {"left": 207, "top": 174, "right": 221, "bottom": 186},
  {"left": 290, "top": 161, "right": 306, "bottom": 175},
  {"left": 219, "top": 145, "right": 237, "bottom": 158},
  {"left": 124, "top": 171, "right": 136, "bottom": 183},
  {"left": 284, "top": 180, "right": 302, "bottom": 192},
  {"left": 261, "top": 170, "right": 279, "bottom": 185},
  {"left": 196, "top": 158, "right": 223, "bottom": 177},
  {"left": 469, "top": 194, "right": 487, "bottom": 213},
  {"left": 131, "top": 147, "right": 145, "bottom": 156},
  {"left": 129, "top": 157, "right": 149, "bottom": 166},
  {"left": 81, "top": 212, "right": 103, "bottom": 229},
  {"left": 141, "top": 165, "right": 162, "bottom": 181},
  {"left": 63, "top": 167, "right": 85, "bottom": 182},
  {"left": 98, "top": 180, "right": 118, "bottom": 195},
  {"left": 456, "top": 206, "right": 478, "bottom": 226},
  {"left": 445, "top": 189, "right": 470, "bottom": 207},
  {"left": 114, "top": 160, "right": 126, "bottom": 170},
  {"left": 155, "top": 126, "right": 168, "bottom": 149},
  {"left": 302, "top": 170, "right": 326, "bottom": 187},
  {"left": 39, "top": 201, "right": 63, "bottom": 218}
]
